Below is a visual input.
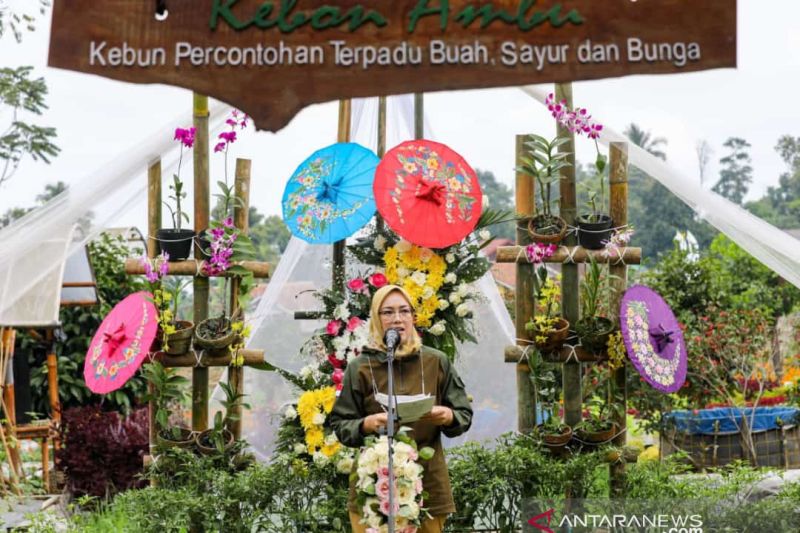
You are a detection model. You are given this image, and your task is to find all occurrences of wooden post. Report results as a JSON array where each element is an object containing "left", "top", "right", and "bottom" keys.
[
  {"left": 608, "top": 142, "right": 629, "bottom": 496},
  {"left": 414, "top": 93, "right": 424, "bottom": 139},
  {"left": 376, "top": 96, "right": 387, "bottom": 233},
  {"left": 332, "top": 100, "right": 351, "bottom": 296},
  {"left": 192, "top": 93, "right": 210, "bottom": 432},
  {"left": 555, "top": 83, "right": 582, "bottom": 427},
  {"left": 515, "top": 134, "right": 536, "bottom": 434},
  {"left": 147, "top": 159, "right": 161, "bottom": 455},
  {"left": 228, "top": 158, "right": 251, "bottom": 439}
]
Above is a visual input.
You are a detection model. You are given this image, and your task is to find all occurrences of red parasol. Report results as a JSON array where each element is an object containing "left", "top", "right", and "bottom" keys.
[
  {"left": 374, "top": 140, "right": 482, "bottom": 248},
  {"left": 84, "top": 291, "right": 158, "bottom": 394}
]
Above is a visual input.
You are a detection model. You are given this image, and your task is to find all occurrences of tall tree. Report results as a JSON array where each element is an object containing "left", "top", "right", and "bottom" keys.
[
  {"left": 623, "top": 123, "right": 716, "bottom": 257},
  {"left": 712, "top": 137, "right": 752, "bottom": 204},
  {"left": 476, "top": 168, "right": 515, "bottom": 241},
  {"left": 746, "top": 135, "right": 800, "bottom": 228}
]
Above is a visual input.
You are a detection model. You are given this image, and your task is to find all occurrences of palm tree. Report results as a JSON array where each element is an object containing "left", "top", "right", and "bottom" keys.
[{"left": 624, "top": 123, "right": 668, "bottom": 161}]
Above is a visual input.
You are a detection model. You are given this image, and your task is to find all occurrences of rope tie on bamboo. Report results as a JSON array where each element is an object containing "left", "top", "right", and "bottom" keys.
[
  {"left": 514, "top": 342, "right": 535, "bottom": 365},
  {"left": 563, "top": 334, "right": 582, "bottom": 364},
  {"left": 562, "top": 245, "right": 581, "bottom": 264},
  {"left": 194, "top": 349, "right": 204, "bottom": 368}
]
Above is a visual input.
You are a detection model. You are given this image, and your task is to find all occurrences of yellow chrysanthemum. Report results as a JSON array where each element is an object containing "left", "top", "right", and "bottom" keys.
[
  {"left": 321, "top": 442, "right": 341, "bottom": 458},
  {"left": 319, "top": 386, "right": 337, "bottom": 413},
  {"left": 305, "top": 426, "right": 324, "bottom": 451},
  {"left": 297, "top": 390, "right": 320, "bottom": 430}
]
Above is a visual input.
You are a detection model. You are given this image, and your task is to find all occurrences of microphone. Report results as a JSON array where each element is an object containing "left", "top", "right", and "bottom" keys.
[{"left": 384, "top": 328, "right": 401, "bottom": 350}]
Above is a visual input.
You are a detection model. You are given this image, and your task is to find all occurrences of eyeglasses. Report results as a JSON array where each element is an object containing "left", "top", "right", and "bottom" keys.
[{"left": 379, "top": 308, "right": 413, "bottom": 319}]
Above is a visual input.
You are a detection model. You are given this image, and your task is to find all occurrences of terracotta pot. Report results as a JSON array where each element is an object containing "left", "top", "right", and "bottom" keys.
[
  {"left": 537, "top": 425, "right": 573, "bottom": 449},
  {"left": 194, "top": 316, "right": 235, "bottom": 352},
  {"left": 195, "top": 428, "right": 235, "bottom": 456},
  {"left": 164, "top": 320, "right": 194, "bottom": 355},
  {"left": 578, "top": 422, "right": 618, "bottom": 444},
  {"left": 576, "top": 317, "right": 615, "bottom": 354},
  {"left": 527, "top": 215, "right": 567, "bottom": 244},
  {"left": 156, "top": 426, "right": 195, "bottom": 450},
  {"left": 529, "top": 318, "right": 570, "bottom": 353}
]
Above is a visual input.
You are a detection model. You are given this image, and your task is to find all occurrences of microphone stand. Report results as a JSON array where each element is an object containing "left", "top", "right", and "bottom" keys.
[{"left": 385, "top": 337, "right": 399, "bottom": 533}]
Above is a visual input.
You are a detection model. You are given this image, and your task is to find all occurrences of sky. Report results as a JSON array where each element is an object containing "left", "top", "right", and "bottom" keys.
[{"left": 1, "top": 1, "right": 799, "bottom": 232}]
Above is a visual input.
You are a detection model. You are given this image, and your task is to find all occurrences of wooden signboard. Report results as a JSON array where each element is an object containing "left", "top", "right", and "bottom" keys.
[{"left": 49, "top": 0, "right": 736, "bottom": 131}]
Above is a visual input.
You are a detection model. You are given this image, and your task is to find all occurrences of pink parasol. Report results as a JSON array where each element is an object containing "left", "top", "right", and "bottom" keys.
[
  {"left": 84, "top": 291, "right": 158, "bottom": 394},
  {"left": 619, "top": 285, "right": 687, "bottom": 393}
]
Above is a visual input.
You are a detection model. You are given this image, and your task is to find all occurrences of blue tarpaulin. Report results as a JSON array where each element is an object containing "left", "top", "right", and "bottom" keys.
[{"left": 663, "top": 407, "right": 800, "bottom": 435}]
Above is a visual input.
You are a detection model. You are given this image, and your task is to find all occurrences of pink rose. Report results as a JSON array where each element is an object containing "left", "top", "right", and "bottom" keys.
[
  {"left": 378, "top": 466, "right": 390, "bottom": 477},
  {"left": 347, "top": 278, "right": 367, "bottom": 293},
  {"left": 327, "top": 353, "right": 343, "bottom": 369},
  {"left": 379, "top": 498, "right": 399, "bottom": 516},
  {"left": 326, "top": 320, "right": 343, "bottom": 336},
  {"left": 346, "top": 316, "right": 363, "bottom": 332},
  {"left": 332, "top": 368, "right": 344, "bottom": 385},
  {"left": 376, "top": 476, "right": 391, "bottom": 500},
  {"left": 368, "top": 273, "right": 388, "bottom": 288}
]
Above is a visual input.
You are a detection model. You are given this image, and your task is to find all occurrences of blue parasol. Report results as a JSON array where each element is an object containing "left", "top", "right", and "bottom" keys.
[{"left": 282, "top": 143, "right": 379, "bottom": 244}]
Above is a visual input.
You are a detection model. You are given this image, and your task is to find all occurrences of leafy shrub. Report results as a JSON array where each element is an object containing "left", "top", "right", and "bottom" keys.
[{"left": 56, "top": 405, "right": 149, "bottom": 497}]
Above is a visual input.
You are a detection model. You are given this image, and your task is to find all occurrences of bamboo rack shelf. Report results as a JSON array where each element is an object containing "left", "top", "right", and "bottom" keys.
[
  {"left": 495, "top": 246, "right": 641, "bottom": 265},
  {"left": 504, "top": 344, "right": 608, "bottom": 364},
  {"left": 151, "top": 349, "right": 265, "bottom": 368},
  {"left": 124, "top": 259, "right": 270, "bottom": 278}
]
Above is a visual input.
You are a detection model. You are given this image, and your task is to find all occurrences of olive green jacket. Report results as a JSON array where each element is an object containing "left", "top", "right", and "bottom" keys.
[{"left": 329, "top": 345, "right": 473, "bottom": 516}]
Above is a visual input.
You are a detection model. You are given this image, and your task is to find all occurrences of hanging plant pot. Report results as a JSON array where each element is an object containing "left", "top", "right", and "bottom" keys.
[
  {"left": 536, "top": 424, "right": 573, "bottom": 450},
  {"left": 577, "top": 422, "right": 618, "bottom": 445},
  {"left": 195, "top": 229, "right": 211, "bottom": 258},
  {"left": 576, "top": 214, "right": 613, "bottom": 250},
  {"left": 194, "top": 316, "right": 235, "bottom": 353},
  {"left": 195, "top": 428, "right": 235, "bottom": 456},
  {"left": 156, "top": 426, "right": 195, "bottom": 450},
  {"left": 157, "top": 228, "right": 195, "bottom": 261},
  {"left": 527, "top": 318, "right": 570, "bottom": 353},
  {"left": 576, "top": 317, "right": 615, "bottom": 354},
  {"left": 527, "top": 215, "right": 567, "bottom": 244},
  {"left": 163, "top": 320, "right": 194, "bottom": 355}
]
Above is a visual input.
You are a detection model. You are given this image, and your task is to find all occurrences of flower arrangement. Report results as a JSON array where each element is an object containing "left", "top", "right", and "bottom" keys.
[
  {"left": 295, "top": 385, "right": 341, "bottom": 460},
  {"left": 383, "top": 240, "right": 447, "bottom": 328},
  {"left": 354, "top": 428, "right": 434, "bottom": 532}
]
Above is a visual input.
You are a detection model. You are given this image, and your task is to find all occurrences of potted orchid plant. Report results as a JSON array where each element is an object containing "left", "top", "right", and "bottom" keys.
[
  {"left": 517, "top": 134, "right": 570, "bottom": 243},
  {"left": 524, "top": 260, "right": 569, "bottom": 353},
  {"left": 528, "top": 350, "right": 572, "bottom": 449},
  {"left": 575, "top": 255, "right": 616, "bottom": 354},
  {"left": 143, "top": 361, "right": 193, "bottom": 449},
  {"left": 157, "top": 127, "right": 196, "bottom": 260}
]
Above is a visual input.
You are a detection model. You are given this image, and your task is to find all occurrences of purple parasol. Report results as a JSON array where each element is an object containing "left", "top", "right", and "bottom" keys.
[{"left": 619, "top": 285, "right": 687, "bottom": 393}]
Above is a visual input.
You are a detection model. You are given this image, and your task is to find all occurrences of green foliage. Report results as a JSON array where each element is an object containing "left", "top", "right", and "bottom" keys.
[
  {"left": 0, "top": 65, "right": 60, "bottom": 187},
  {"left": 0, "top": 0, "right": 49, "bottom": 43},
  {"left": 746, "top": 134, "right": 800, "bottom": 228},
  {"left": 142, "top": 361, "right": 189, "bottom": 438},
  {"left": 24, "top": 234, "right": 147, "bottom": 415},
  {"left": 517, "top": 134, "right": 571, "bottom": 220},
  {"left": 712, "top": 137, "right": 753, "bottom": 205},
  {"left": 164, "top": 174, "right": 189, "bottom": 230}
]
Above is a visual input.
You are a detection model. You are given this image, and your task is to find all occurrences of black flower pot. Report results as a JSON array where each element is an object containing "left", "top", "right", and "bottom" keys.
[
  {"left": 157, "top": 228, "right": 195, "bottom": 260},
  {"left": 577, "top": 214, "right": 613, "bottom": 250}
]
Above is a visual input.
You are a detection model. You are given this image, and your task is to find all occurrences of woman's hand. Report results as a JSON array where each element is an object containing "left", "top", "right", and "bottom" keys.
[
  {"left": 362, "top": 412, "right": 389, "bottom": 434},
  {"left": 420, "top": 406, "right": 454, "bottom": 426}
]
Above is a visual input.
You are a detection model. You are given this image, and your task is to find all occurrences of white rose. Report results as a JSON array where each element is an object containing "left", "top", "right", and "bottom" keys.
[
  {"left": 422, "top": 286, "right": 435, "bottom": 299},
  {"left": 312, "top": 412, "right": 326, "bottom": 425},
  {"left": 418, "top": 247, "right": 434, "bottom": 263},
  {"left": 446, "top": 252, "right": 456, "bottom": 264},
  {"left": 365, "top": 508, "right": 383, "bottom": 529},
  {"left": 396, "top": 239, "right": 412, "bottom": 253},
  {"left": 429, "top": 322, "right": 446, "bottom": 336},
  {"left": 456, "top": 303, "right": 470, "bottom": 317},
  {"left": 324, "top": 432, "right": 338, "bottom": 446},
  {"left": 479, "top": 229, "right": 491, "bottom": 241},
  {"left": 293, "top": 443, "right": 307, "bottom": 455},
  {"left": 438, "top": 299, "right": 449, "bottom": 310},
  {"left": 448, "top": 293, "right": 462, "bottom": 305},
  {"left": 374, "top": 235, "right": 387, "bottom": 252},
  {"left": 336, "top": 456, "right": 354, "bottom": 473},
  {"left": 312, "top": 451, "right": 329, "bottom": 465},
  {"left": 397, "top": 266, "right": 410, "bottom": 278},
  {"left": 457, "top": 283, "right": 469, "bottom": 297},
  {"left": 402, "top": 461, "right": 423, "bottom": 480},
  {"left": 404, "top": 501, "right": 420, "bottom": 519},
  {"left": 410, "top": 270, "right": 427, "bottom": 287},
  {"left": 299, "top": 365, "right": 315, "bottom": 380},
  {"left": 397, "top": 484, "right": 415, "bottom": 505},
  {"left": 334, "top": 303, "right": 349, "bottom": 321},
  {"left": 444, "top": 272, "right": 457, "bottom": 284},
  {"left": 284, "top": 405, "right": 297, "bottom": 420}
]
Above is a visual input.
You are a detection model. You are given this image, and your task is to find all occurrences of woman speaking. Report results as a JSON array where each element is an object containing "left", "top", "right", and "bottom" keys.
[{"left": 330, "top": 284, "right": 473, "bottom": 533}]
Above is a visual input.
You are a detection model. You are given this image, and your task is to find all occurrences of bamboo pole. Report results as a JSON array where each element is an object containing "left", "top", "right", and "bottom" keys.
[
  {"left": 0, "top": 328, "right": 21, "bottom": 496},
  {"left": 414, "top": 93, "right": 424, "bottom": 139},
  {"left": 228, "top": 158, "right": 251, "bottom": 439},
  {"left": 375, "top": 96, "right": 387, "bottom": 233},
  {"left": 124, "top": 259, "right": 269, "bottom": 278},
  {"left": 332, "top": 100, "right": 351, "bottom": 296},
  {"left": 495, "top": 246, "right": 641, "bottom": 265},
  {"left": 193, "top": 93, "right": 210, "bottom": 432},
  {"left": 608, "top": 142, "right": 629, "bottom": 496},
  {"left": 555, "top": 83, "right": 582, "bottom": 428},
  {"left": 147, "top": 159, "right": 161, "bottom": 457},
  {"left": 514, "top": 134, "right": 537, "bottom": 434},
  {"left": 154, "top": 349, "right": 264, "bottom": 368}
]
